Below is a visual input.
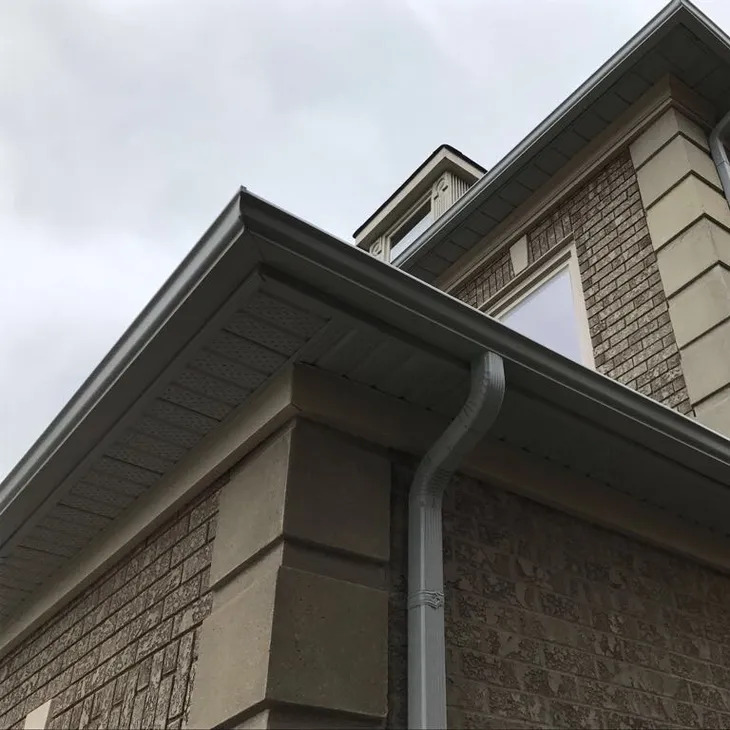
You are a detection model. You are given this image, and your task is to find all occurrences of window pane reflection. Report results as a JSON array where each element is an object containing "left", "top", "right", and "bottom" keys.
[
  {"left": 499, "top": 266, "right": 583, "bottom": 363},
  {"left": 390, "top": 204, "right": 433, "bottom": 260}
]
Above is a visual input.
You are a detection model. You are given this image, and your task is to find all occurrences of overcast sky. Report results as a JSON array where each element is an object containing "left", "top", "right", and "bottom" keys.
[{"left": 1, "top": 0, "right": 728, "bottom": 480}]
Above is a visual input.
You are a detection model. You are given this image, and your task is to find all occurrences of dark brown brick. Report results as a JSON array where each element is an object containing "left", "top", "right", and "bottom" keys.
[
  {"left": 0, "top": 482, "right": 220, "bottom": 729},
  {"left": 450, "top": 152, "right": 692, "bottom": 413},
  {"left": 390, "top": 465, "right": 730, "bottom": 730}
]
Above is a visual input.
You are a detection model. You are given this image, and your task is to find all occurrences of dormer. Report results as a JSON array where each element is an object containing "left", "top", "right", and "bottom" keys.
[{"left": 354, "top": 144, "right": 485, "bottom": 264}]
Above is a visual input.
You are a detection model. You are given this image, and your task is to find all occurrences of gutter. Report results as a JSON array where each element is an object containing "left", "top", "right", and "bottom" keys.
[
  {"left": 392, "top": 0, "right": 691, "bottom": 272},
  {"left": 710, "top": 109, "right": 730, "bottom": 206},
  {"left": 392, "top": 0, "right": 730, "bottom": 275},
  {"left": 243, "top": 190, "right": 730, "bottom": 483},
  {"left": 4, "top": 184, "right": 730, "bottom": 566},
  {"left": 408, "top": 351, "right": 505, "bottom": 729},
  {"left": 0, "top": 191, "right": 247, "bottom": 545}
]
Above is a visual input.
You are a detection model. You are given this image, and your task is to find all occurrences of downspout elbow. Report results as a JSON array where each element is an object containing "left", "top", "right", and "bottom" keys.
[
  {"left": 709, "top": 109, "right": 730, "bottom": 206},
  {"left": 407, "top": 350, "right": 505, "bottom": 730}
]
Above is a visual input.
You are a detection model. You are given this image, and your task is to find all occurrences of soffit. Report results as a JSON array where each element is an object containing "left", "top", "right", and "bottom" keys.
[
  {"left": 395, "top": 1, "right": 730, "bottom": 282},
  {"left": 2, "top": 189, "right": 730, "bottom": 624}
]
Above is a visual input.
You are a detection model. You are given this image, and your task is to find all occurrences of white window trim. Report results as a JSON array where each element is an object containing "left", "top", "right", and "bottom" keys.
[
  {"left": 386, "top": 193, "right": 432, "bottom": 261},
  {"left": 482, "top": 244, "right": 595, "bottom": 369}
]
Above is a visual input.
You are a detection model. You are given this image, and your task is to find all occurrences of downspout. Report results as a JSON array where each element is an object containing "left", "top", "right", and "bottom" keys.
[
  {"left": 408, "top": 350, "right": 505, "bottom": 729},
  {"left": 709, "top": 108, "right": 730, "bottom": 206}
]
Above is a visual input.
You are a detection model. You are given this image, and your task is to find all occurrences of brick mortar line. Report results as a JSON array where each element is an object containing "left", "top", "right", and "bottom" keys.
[
  {"left": 445, "top": 529, "right": 715, "bottom": 615},
  {"left": 448, "top": 559, "right": 720, "bottom": 644},
  {"left": 448, "top": 706, "right": 687, "bottom": 730},
  {"left": 0, "top": 520, "right": 216, "bottom": 708},
  {"left": 2, "top": 536, "right": 188, "bottom": 675},
  {"left": 446, "top": 583, "right": 725, "bottom": 674},
  {"left": 450, "top": 643, "right": 730, "bottom": 712},
  {"left": 0, "top": 552, "right": 213, "bottom": 707},
  {"left": 445, "top": 510, "right": 720, "bottom": 609},
  {"left": 0, "top": 502, "right": 217, "bottom": 684},
  {"left": 447, "top": 673, "right": 704, "bottom": 726},
  {"left": 448, "top": 611, "right": 721, "bottom": 685},
  {"left": 1, "top": 606, "right": 206, "bottom": 721},
  {"left": 47, "top": 627, "right": 199, "bottom": 722}
]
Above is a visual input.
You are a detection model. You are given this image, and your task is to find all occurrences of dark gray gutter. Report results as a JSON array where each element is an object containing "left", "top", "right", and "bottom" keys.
[
  {"left": 241, "top": 189, "right": 730, "bottom": 483},
  {"left": 393, "top": 0, "right": 730, "bottom": 273},
  {"left": 3, "top": 185, "right": 730, "bottom": 554},
  {"left": 0, "top": 192, "right": 246, "bottom": 530}
]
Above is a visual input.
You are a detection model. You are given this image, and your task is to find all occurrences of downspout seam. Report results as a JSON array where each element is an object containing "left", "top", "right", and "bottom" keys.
[{"left": 407, "top": 350, "right": 505, "bottom": 730}]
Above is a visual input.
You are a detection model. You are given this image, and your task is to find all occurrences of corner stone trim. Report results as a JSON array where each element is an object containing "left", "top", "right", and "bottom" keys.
[{"left": 630, "top": 106, "right": 730, "bottom": 437}]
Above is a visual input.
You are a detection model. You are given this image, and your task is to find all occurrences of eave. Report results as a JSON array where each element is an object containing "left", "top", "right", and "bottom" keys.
[{"left": 2, "top": 188, "right": 730, "bottom": 623}]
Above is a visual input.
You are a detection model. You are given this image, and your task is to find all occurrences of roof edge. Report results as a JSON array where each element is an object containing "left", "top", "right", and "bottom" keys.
[
  {"left": 393, "top": 0, "right": 710, "bottom": 270},
  {"left": 352, "top": 143, "right": 486, "bottom": 239},
  {"left": 240, "top": 189, "right": 730, "bottom": 479},
  {"left": 0, "top": 190, "right": 247, "bottom": 518}
]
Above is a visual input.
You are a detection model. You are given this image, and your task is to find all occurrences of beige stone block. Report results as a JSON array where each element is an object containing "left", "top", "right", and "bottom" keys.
[
  {"left": 267, "top": 708, "right": 383, "bottom": 728},
  {"left": 645, "top": 174, "right": 730, "bottom": 251},
  {"left": 23, "top": 701, "right": 51, "bottom": 730},
  {"left": 268, "top": 566, "right": 388, "bottom": 718},
  {"left": 281, "top": 540, "right": 386, "bottom": 589},
  {"left": 285, "top": 420, "right": 391, "bottom": 562},
  {"left": 668, "top": 266, "right": 730, "bottom": 347},
  {"left": 233, "top": 710, "right": 271, "bottom": 729},
  {"left": 636, "top": 134, "right": 720, "bottom": 208},
  {"left": 233, "top": 708, "right": 382, "bottom": 729},
  {"left": 188, "top": 548, "right": 282, "bottom": 729},
  {"left": 211, "top": 429, "right": 292, "bottom": 586},
  {"left": 695, "top": 386, "right": 730, "bottom": 439},
  {"left": 630, "top": 107, "right": 709, "bottom": 169},
  {"left": 657, "top": 218, "right": 730, "bottom": 296},
  {"left": 681, "top": 319, "right": 730, "bottom": 403}
]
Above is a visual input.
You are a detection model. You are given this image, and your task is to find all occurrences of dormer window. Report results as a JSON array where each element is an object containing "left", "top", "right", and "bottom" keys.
[
  {"left": 354, "top": 145, "right": 485, "bottom": 264},
  {"left": 390, "top": 200, "right": 433, "bottom": 260}
]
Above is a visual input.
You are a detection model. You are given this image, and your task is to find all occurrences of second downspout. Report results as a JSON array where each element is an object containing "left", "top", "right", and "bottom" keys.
[
  {"left": 709, "top": 108, "right": 730, "bottom": 206},
  {"left": 408, "top": 350, "right": 506, "bottom": 729}
]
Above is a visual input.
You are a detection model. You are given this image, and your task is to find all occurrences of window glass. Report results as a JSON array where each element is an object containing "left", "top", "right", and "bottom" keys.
[
  {"left": 498, "top": 265, "right": 583, "bottom": 362},
  {"left": 390, "top": 202, "right": 433, "bottom": 260}
]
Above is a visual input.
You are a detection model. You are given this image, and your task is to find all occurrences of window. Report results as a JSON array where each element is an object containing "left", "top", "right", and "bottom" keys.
[
  {"left": 487, "top": 248, "right": 593, "bottom": 366},
  {"left": 389, "top": 201, "right": 433, "bottom": 260}
]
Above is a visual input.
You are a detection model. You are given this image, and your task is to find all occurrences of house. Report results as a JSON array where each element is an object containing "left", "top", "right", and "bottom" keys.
[{"left": 3, "top": 0, "right": 730, "bottom": 727}]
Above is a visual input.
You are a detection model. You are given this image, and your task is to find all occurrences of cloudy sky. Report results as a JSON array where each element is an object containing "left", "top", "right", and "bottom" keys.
[{"left": 1, "top": 0, "right": 728, "bottom": 480}]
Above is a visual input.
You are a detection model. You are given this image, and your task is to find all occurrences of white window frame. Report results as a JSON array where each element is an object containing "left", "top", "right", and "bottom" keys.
[
  {"left": 387, "top": 193, "right": 432, "bottom": 261},
  {"left": 482, "top": 244, "right": 595, "bottom": 368}
]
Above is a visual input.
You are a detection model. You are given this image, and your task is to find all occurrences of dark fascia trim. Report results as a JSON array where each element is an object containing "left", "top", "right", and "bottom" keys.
[
  {"left": 240, "top": 188, "right": 730, "bottom": 481},
  {"left": 352, "top": 144, "right": 486, "bottom": 238},
  {"left": 394, "top": 0, "right": 730, "bottom": 271},
  {"left": 0, "top": 191, "right": 247, "bottom": 520}
]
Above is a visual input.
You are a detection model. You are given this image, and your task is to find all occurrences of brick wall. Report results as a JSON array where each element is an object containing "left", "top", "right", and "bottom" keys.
[
  {"left": 387, "top": 464, "right": 409, "bottom": 730},
  {"left": 388, "top": 465, "right": 730, "bottom": 728},
  {"left": 451, "top": 151, "right": 692, "bottom": 414},
  {"left": 0, "top": 478, "right": 224, "bottom": 730}
]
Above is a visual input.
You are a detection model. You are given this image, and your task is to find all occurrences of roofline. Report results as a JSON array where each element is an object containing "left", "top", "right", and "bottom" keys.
[
  {"left": 3, "top": 182, "right": 730, "bottom": 540},
  {"left": 240, "top": 189, "right": 730, "bottom": 478},
  {"left": 0, "top": 190, "right": 247, "bottom": 517},
  {"left": 352, "top": 144, "right": 486, "bottom": 238},
  {"left": 394, "top": 0, "right": 730, "bottom": 271}
]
